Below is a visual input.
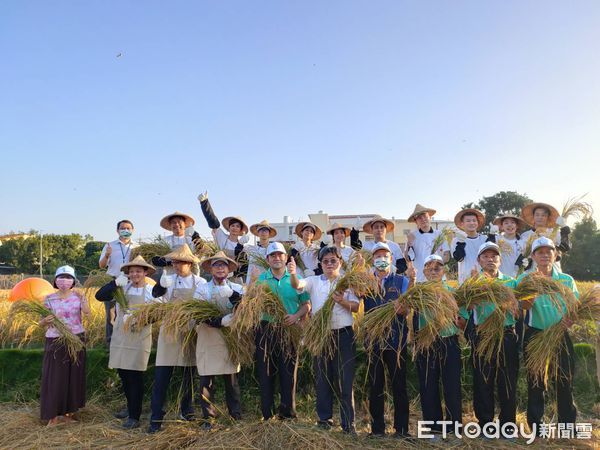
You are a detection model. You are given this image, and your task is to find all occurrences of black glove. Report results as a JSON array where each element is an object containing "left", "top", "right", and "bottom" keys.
[
  {"left": 486, "top": 233, "right": 496, "bottom": 243},
  {"left": 234, "top": 243, "right": 244, "bottom": 257},
  {"left": 452, "top": 241, "right": 466, "bottom": 261},
  {"left": 314, "top": 264, "right": 323, "bottom": 276},
  {"left": 200, "top": 198, "right": 220, "bottom": 229},
  {"left": 320, "top": 241, "right": 327, "bottom": 249},
  {"left": 191, "top": 231, "right": 200, "bottom": 241},
  {"left": 350, "top": 228, "right": 362, "bottom": 250},
  {"left": 229, "top": 290, "right": 242, "bottom": 308},
  {"left": 515, "top": 253, "right": 525, "bottom": 267},
  {"left": 152, "top": 256, "right": 170, "bottom": 267},
  {"left": 203, "top": 316, "right": 224, "bottom": 328},
  {"left": 395, "top": 258, "right": 407, "bottom": 274},
  {"left": 524, "top": 258, "right": 533, "bottom": 271},
  {"left": 560, "top": 226, "right": 571, "bottom": 237},
  {"left": 290, "top": 248, "right": 300, "bottom": 259}
]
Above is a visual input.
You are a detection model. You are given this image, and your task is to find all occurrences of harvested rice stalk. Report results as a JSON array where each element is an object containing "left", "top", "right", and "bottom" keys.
[
  {"left": 560, "top": 194, "right": 593, "bottom": 222},
  {"left": 82, "top": 270, "right": 113, "bottom": 299},
  {"left": 124, "top": 301, "right": 174, "bottom": 332},
  {"left": 113, "top": 287, "right": 129, "bottom": 312},
  {"left": 575, "top": 286, "right": 600, "bottom": 322},
  {"left": 130, "top": 237, "right": 171, "bottom": 261},
  {"left": 194, "top": 237, "right": 221, "bottom": 260},
  {"left": 514, "top": 273, "right": 578, "bottom": 313},
  {"left": 9, "top": 300, "right": 84, "bottom": 361},
  {"left": 304, "top": 265, "right": 378, "bottom": 357},
  {"left": 524, "top": 322, "right": 568, "bottom": 387},
  {"left": 496, "top": 238, "right": 514, "bottom": 256},
  {"left": 282, "top": 243, "right": 307, "bottom": 272},
  {"left": 430, "top": 227, "right": 454, "bottom": 255}
]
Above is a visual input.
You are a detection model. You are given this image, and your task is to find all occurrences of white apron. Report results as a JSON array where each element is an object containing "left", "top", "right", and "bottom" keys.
[
  {"left": 195, "top": 284, "right": 240, "bottom": 376},
  {"left": 155, "top": 283, "right": 196, "bottom": 367},
  {"left": 109, "top": 286, "right": 152, "bottom": 371}
]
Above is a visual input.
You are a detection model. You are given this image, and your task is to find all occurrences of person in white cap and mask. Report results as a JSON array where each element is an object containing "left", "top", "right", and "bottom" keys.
[
  {"left": 39, "top": 265, "right": 90, "bottom": 425},
  {"left": 516, "top": 237, "right": 579, "bottom": 435},
  {"left": 255, "top": 242, "right": 310, "bottom": 421}
]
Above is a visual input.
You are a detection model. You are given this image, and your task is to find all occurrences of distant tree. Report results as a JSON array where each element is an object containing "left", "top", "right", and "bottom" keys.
[
  {"left": 562, "top": 218, "right": 600, "bottom": 281},
  {"left": 463, "top": 191, "right": 533, "bottom": 232}
]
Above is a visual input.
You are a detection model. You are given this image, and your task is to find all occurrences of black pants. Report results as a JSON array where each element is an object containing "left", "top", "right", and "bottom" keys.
[
  {"left": 472, "top": 326, "right": 519, "bottom": 426},
  {"left": 198, "top": 374, "right": 241, "bottom": 420},
  {"left": 105, "top": 301, "right": 115, "bottom": 345},
  {"left": 523, "top": 327, "right": 576, "bottom": 432},
  {"left": 150, "top": 366, "right": 195, "bottom": 425},
  {"left": 117, "top": 369, "right": 144, "bottom": 420},
  {"left": 314, "top": 326, "right": 356, "bottom": 432},
  {"left": 416, "top": 335, "right": 462, "bottom": 432},
  {"left": 368, "top": 345, "right": 409, "bottom": 435},
  {"left": 255, "top": 322, "right": 298, "bottom": 420}
]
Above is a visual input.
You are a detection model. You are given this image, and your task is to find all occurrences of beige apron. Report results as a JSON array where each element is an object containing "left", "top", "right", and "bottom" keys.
[
  {"left": 195, "top": 283, "right": 240, "bottom": 376},
  {"left": 109, "top": 286, "right": 152, "bottom": 371},
  {"left": 155, "top": 281, "right": 197, "bottom": 367}
]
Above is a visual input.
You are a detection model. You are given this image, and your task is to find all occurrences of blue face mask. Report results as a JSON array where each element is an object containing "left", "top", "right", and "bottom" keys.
[
  {"left": 119, "top": 229, "right": 132, "bottom": 238},
  {"left": 374, "top": 257, "right": 390, "bottom": 271}
]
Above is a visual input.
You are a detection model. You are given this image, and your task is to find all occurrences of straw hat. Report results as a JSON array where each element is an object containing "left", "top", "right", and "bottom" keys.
[
  {"left": 164, "top": 243, "right": 200, "bottom": 264},
  {"left": 492, "top": 214, "right": 527, "bottom": 231},
  {"left": 221, "top": 216, "right": 249, "bottom": 234},
  {"left": 407, "top": 204, "right": 437, "bottom": 223},
  {"left": 160, "top": 211, "right": 196, "bottom": 231},
  {"left": 250, "top": 220, "right": 277, "bottom": 238},
  {"left": 326, "top": 222, "right": 350, "bottom": 237},
  {"left": 363, "top": 215, "right": 395, "bottom": 234},
  {"left": 295, "top": 222, "right": 323, "bottom": 240},
  {"left": 453, "top": 208, "right": 485, "bottom": 231},
  {"left": 201, "top": 250, "right": 238, "bottom": 272},
  {"left": 520, "top": 202, "right": 560, "bottom": 227},
  {"left": 120, "top": 255, "right": 156, "bottom": 276}
]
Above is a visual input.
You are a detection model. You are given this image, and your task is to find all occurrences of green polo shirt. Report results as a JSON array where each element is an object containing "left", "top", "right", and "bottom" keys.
[
  {"left": 417, "top": 281, "right": 459, "bottom": 338},
  {"left": 257, "top": 269, "right": 309, "bottom": 322},
  {"left": 471, "top": 272, "right": 517, "bottom": 327},
  {"left": 515, "top": 268, "right": 579, "bottom": 330}
]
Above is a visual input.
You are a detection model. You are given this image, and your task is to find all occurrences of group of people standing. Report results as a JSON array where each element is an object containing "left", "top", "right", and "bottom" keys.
[{"left": 37, "top": 195, "right": 579, "bottom": 441}]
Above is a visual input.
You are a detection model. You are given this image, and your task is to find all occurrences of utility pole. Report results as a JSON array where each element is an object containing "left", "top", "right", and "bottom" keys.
[{"left": 39, "top": 231, "right": 43, "bottom": 277}]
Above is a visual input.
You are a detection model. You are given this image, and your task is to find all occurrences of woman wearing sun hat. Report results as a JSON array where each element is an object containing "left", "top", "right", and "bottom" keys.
[
  {"left": 39, "top": 265, "right": 90, "bottom": 425},
  {"left": 291, "top": 221, "right": 323, "bottom": 277},
  {"left": 245, "top": 220, "right": 277, "bottom": 284},
  {"left": 148, "top": 244, "right": 207, "bottom": 433},
  {"left": 153, "top": 211, "right": 199, "bottom": 271},
  {"left": 327, "top": 223, "right": 355, "bottom": 264},
  {"left": 451, "top": 208, "right": 487, "bottom": 284},
  {"left": 95, "top": 256, "right": 159, "bottom": 429},
  {"left": 193, "top": 251, "right": 244, "bottom": 429},
  {"left": 486, "top": 214, "right": 527, "bottom": 278},
  {"left": 361, "top": 215, "right": 407, "bottom": 273}
]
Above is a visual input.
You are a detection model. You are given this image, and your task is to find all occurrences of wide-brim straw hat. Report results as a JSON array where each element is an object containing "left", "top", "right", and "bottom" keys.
[
  {"left": 250, "top": 220, "right": 277, "bottom": 238},
  {"left": 164, "top": 243, "right": 200, "bottom": 264},
  {"left": 120, "top": 255, "right": 156, "bottom": 276},
  {"left": 200, "top": 250, "right": 238, "bottom": 272},
  {"left": 295, "top": 222, "right": 323, "bottom": 240},
  {"left": 454, "top": 208, "right": 486, "bottom": 231},
  {"left": 363, "top": 215, "right": 395, "bottom": 234},
  {"left": 492, "top": 214, "right": 527, "bottom": 231},
  {"left": 160, "top": 211, "right": 196, "bottom": 231},
  {"left": 520, "top": 202, "right": 560, "bottom": 227},
  {"left": 326, "top": 222, "right": 350, "bottom": 237},
  {"left": 407, "top": 204, "right": 437, "bottom": 223},
  {"left": 221, "top": 216, "right": 249, "bottom": 234}
]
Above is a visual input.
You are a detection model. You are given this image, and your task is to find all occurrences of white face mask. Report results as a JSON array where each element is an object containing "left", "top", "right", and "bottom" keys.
[{"left": 373, "top": 257, "right": 390, "bottom": 271}]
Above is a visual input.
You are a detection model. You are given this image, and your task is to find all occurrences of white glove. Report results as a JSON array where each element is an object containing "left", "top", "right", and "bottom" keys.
[
  {"left": 521, "top": 257, "right": 529, "bottom": 267},
  {"left": 303, "top": 269, "right": 315, "bottom": 277},
  {"left": 122, "top": 311, "right": 132, "bottom": 324},
  {"left": 198, "top": 191, "right": 208, "bottom": 202},
  {"left": 239, "top": 235, "right": 250, "bottom": 244},
  {"left": 453, "top": 229, "right": 467, "bottom": 243},
  {"left": 489, "top": 224, "right": 499, "bottom": 234},
  {"left": 115, "top": 272, "right": 128, "bottom": 287},
  {"left": 185, "top": 226, "right": 196, "bottom": 237},
  {"left": 556, "top": 216, "right": 566, "bottom": 227},
  {"left": 160, "top": 272, "right": 173, "bottom": 288},
  {"left": 214, "top": 284, "right": 234, "bottom": 299},
  {"left": 221, "top": 313, "right": 234, "bottom": 327}
]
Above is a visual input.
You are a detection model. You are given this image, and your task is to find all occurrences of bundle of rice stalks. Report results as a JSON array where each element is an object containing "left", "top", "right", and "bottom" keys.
[
  {"left": 130, "top": 237, "right": 172, "bottom": 261},
  {"left": 560, "top": 194, "right": 594, "bottom": 221},
  {"left": 9, "top": 300, "right": 84, "bottom": 361},
  {"left": 430, "top": 227, "right": 454, "bottom": 255},
  {"left": 246, "top": 248, "right": 270, "bottom": 271},
  {"left": 82, "top": 270, "right": 113, "bottom": 299},
  {"left": 194, "top": 237, "right": 221, "bottom": 259},
  {"left": 514, "top": 273, "right": 578, "bottom": 313},
  {"left": 524, "top": 322, "right": 568, "bottom": 387},
  {"left": 282, "top": 243, "right": 307, "bottom": 272},
  {"left": 113, "top": 286, "right": 129, "bottom": 312},
  {"left": 124, "top": 300, "right": 174, "bottom": 332},
  {"left": 303, "top": 265, "right": 378, "bottom": 357},
  {"left": 574, "top": 285, "right": 600, "bottom": 323},
  {"left": 496, "top": 238, "right": 514, "bottom": 256},
  {"left": 230, "top": 283, "right": 301, "bottom": 357}
]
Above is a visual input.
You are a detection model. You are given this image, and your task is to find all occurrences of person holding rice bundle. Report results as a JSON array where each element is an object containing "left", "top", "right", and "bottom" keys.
[
  {"left": 289, "top": 246, "right": 360, "bottom": 434},
  {"left": 516, "top": 237, "right": 578, "bottom": 434},
  {"left": 255, "top": 242, "right": 310, "bottom": 421},
  {"left": 415, "top": 254, "right": 463, "bottom": 435},
  {"left": 95, "top": 256, "right": 158, "bottom": 429},
  {"left": 486, "top": 214, "right": 527, "bottom": 278},
  {"left": 245, "top": 220, "right": 277, "bottom": 284},
  {"left": 40, "top": 265, "right": 90, "bottom": 425},
  {"left": 359, "top": 215, "right": 407, "bottom": 273},
  {"left": 192, "top": 251, "right": 244, "bottom": 429},
  {"left": 469, "top": 242, "right": 519, "bottom": 432},
  {"left": 291, "top": 221, "right": 323, "bottom": 277},
  {"left": 326, "top": 223, "right": 355, "bottom": 264},
  {"left": 148, "top": 244, "right": 207, "bottom": 433},
  {"left": 404, "top": 204, "right": 450, "bottom": 282},
  {"left": 363, "top": 242, "right": 414, "bottom": 438},
  {"left": 98, "top": 219, "right": 139, "bottom": 345},
  {"left": 451, "top": 208, "right": 487, "bottom": 284}
]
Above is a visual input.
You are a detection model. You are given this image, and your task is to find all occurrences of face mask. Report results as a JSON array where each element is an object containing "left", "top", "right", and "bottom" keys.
[
  {"left": 119, "top": 229, "right": 132, "bottom": 238},
  {"left": 374, "top": 257, "right": 390, "bottom": 271},
  {"left": 56, "top": 277, "right": 74, "bottom": 290}
]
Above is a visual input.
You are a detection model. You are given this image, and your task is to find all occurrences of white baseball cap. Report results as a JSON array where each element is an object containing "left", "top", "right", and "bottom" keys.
[
  {"left": 424, "top": 254, "right": 444, "bottom": 266},
  {"left": 371, "top": 242, "right": 391, "bottom": 255},
  {"left": 266, "top": 242, "right": 287, "bottom": 256},
  {"left": 55, "top": 265, "right": 76, "bottom": 278},
  {"left": 531, "top": 236, "right": 556, "bottom": 254},
  {"left": 477, "top": 242, "right": 501, "bottom": 258}
]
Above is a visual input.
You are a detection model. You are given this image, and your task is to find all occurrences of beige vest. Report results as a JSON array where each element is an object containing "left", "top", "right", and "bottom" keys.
[
  {"left": 109, "top": 285, "right": 152, "bottom": 371},
  {"left": 155, "top": 282, "right": 197, "bottom": 367},
  {"left": 195, "top": 282, "right": 240, "bottom": 376}
]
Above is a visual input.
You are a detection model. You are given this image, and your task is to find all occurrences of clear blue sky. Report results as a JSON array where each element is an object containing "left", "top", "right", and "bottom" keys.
[{"left": 1, "top": 1, "right": 599, "bottom": 242}]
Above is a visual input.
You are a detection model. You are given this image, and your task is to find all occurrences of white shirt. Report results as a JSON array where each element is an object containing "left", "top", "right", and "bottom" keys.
[
  {"left": 407, "top": 229, "right": 450, "bottom": 282},
  {"left": 293, "top": 240, "right": 320, "bottom": 272},
  {"left": 337, "top": 245, "right": 355, "bottom": 263},
  {"left": 363, "top": 240, "right": 404, "bottom": 268},
  {"left": 118, "top": 283, "right": 160, "bottom": 315},
  {"left": 451, "top": 234, "right": 487, "bottom": 284},
  {"left": 163, "top": 273, "right": 207, "bottom": 301},
  {"left": 244, "top": 242, "right": 270, "bottom": 285},
  {"left": 100, "top": 239, "right": 140, "bottom": 277},
  {"left": 165, "top": 234, "right": 196, "bottom": 251},
  {"left": 213, "top": 228, "right": 245, "bottom": 257},
  {"left": 494, "top": 234, "right": 523, "bottom": 278},
  {"left": 520, "top": 228, "right": 563, "bottom": 270},
  {"left": 296, "top": 275, "right": 359, "bottom": 330}
]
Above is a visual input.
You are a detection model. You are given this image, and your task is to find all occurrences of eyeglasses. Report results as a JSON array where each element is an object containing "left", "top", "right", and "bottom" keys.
[{"left": 321, "top": 258, "right": 339, "bottom": 265}]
